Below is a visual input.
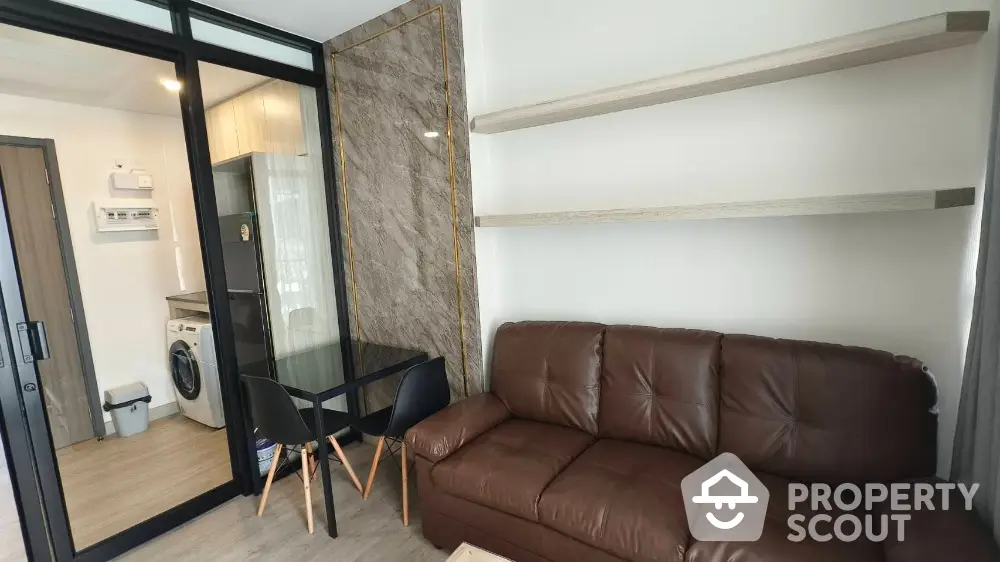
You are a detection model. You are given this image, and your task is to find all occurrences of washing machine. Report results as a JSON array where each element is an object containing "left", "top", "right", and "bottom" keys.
[{"left": 167, "top": 315, "right": 226, "bottom": 428}]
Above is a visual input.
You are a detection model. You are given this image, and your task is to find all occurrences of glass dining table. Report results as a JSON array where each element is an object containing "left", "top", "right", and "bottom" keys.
[{"left": 262, "top": 339, "right": 428, "bottom": 538}]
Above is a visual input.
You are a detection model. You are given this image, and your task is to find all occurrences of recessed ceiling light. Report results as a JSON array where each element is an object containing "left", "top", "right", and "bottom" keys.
[
  {"left": 424, "top": 131, "right": 440, "bottom": 138},
  {"left": 161, "top": 79, "right": 182, "bottom": 92}
]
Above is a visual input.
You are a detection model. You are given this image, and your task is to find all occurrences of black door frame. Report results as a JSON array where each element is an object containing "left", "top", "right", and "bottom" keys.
[
  {"left": 0, "top": 1, "right": 357, "bottom": 560},
  {"left": 0, "top": 164, "right": 53, "bottom": 562}
]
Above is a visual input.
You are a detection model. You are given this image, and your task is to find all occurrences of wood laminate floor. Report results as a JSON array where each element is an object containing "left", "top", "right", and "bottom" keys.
[
  {"left": 56, "top": 414, "right": 232, "bottom": 550},
  {"left": 116, "top": 443, "right": 446, "bottom": 562}
]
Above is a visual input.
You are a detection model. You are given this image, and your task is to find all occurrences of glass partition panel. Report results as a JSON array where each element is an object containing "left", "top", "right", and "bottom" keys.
[
  {"left": 192, "top": 19, "right": 314, "bottom": 70},
  {"left": 198, "top": 62, "right": 343, "bottom": 417},
  {"left": 0, "top": 22, "right": 231, "bottom": 550},
  {"left": 0, "top": 435, "right": 27, "bottom": 561},
  {"left": 51, "top": 0, "right": 173, "bottom": 32}
]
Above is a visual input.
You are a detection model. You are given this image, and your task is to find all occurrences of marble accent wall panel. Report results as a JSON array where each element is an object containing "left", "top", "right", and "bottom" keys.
[{"left": 326, "top": 0, "right": 482, "bottom": 410}]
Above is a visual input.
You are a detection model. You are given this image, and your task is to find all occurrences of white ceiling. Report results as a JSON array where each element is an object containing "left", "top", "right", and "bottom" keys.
[
  {"left": 0, "top": 24, "right": 268, "bottom": 117},
  {"left": 0, "top": 0, "right": 409, "bottom": 116},
  {"left": 199, "top": 0, "right": 409, "bottom": 42}
]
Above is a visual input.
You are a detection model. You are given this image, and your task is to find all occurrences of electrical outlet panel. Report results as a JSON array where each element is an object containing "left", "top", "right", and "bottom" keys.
[{"left": 95, "top": 204, "right": 159, "bottom": 232}]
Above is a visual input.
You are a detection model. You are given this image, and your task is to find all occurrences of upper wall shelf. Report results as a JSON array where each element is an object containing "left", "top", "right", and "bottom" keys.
[
  {"left": 470, "top": 11, "right": 990, "bottom": 135},
  {"left": 474, "top": 188, "right": 975, "bottom": 228}
]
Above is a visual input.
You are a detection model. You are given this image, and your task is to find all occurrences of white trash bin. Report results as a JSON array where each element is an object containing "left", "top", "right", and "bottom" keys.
[{"left": 103, "top": 382, "right": 151, "bottom": 437}]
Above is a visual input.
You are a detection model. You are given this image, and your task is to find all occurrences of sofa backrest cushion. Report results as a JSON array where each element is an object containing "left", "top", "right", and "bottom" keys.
[
  {"left": 598, "top": 326, "right": 721, "bottom": 460},
  {"left": 719, "top": 334, "right": 937, "bottom": 483},
  {"left": 491, "top": 321, "right": 604, "bottom": 434}
]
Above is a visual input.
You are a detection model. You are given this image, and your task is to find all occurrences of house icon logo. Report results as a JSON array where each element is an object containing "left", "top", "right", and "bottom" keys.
[{"left": 681, "top": 453, "right": 769, "bottom": 542}]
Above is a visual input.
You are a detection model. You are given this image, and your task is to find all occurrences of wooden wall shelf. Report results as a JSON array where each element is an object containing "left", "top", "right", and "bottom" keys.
[
  {"left": 474, "top": 188, "right": 976, "bottom": 228},
  {"left": 470, "top": 11, "right": 989, "bottom": 135}
]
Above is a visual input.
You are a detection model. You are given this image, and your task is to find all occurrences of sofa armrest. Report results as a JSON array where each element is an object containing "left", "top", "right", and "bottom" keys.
[
  {"left": 880, "top": 478, "right": 999, "bottom": 562},
  {"left": 405, "top": 392, "right": 510, "bottom": 463}
]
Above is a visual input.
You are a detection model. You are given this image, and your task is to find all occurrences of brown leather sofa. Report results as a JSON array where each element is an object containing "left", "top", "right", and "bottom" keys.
[{"left": 406, "top": 322, "right": 999, "bottom": 562}]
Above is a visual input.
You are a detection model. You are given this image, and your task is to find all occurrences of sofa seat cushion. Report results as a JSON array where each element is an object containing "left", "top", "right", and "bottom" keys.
[
  {"left": 431, "top": 419, "right": 594, "bottom": 521},
  {"left": 685, "top": 471, "right": 883, "bottom": 562},
  {"left": 538, "top": 439, "right": 703, "bottom": 562},
  {"left": 685, "top": 519, "right": 884, "bottom": 562}
]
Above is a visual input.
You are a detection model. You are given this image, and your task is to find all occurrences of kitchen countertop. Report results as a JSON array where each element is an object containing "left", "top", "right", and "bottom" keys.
[{"left": 165, "top": 291, "right": 209, "bottom": 304}]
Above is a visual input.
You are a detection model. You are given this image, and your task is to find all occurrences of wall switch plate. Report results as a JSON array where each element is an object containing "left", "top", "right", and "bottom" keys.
[{"left": 111, "top": 171, "right": 154, "bottom": 190}]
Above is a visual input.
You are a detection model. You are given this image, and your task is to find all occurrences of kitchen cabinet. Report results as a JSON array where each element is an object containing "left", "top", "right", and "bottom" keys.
[
  {"left": 207, "top": 80, "right": 306, "bottom": 164},
  {"left": 206, "top": 100, "right": 240, "bottom": 164},
  {"left": 233, "top": 89, "right": 269, "bottom": 156},
  {"left": 262, "top": 80, "right": 306, "bottom": 157}
]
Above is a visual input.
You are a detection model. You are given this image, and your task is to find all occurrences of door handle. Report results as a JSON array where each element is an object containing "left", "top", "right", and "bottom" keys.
[{"left": 17, "top": 322, "right": 50, "bottom": 362}]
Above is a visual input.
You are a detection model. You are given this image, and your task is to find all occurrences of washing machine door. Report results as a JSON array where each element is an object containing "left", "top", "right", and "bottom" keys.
[{"left": 169, "top": 340, "right": 202, "bottom": 400}]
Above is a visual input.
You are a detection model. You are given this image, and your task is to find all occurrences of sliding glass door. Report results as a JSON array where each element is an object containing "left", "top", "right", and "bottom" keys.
[
  {"left": 0, "top": 321, "right": 46, "bottom": 562},
  {"left": 0, "top": 1, "right": 352, "bottom": 559},
  {"left": 0, "top": 141, "right": 61, "bottom": 562},
  {"left": 0, "top": 438, "right": 28, "bottom": 562},
  {"left": 197, "top": 61, "right": 349, "bottom": 492},
  {"left": 0, "top": 24, "right": 237, "bottom": 559}
]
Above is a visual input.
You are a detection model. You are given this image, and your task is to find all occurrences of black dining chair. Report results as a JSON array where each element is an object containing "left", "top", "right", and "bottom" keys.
[
  {"left": 242, "top": 376, "right": 364, "bottom": 534},
  {"left": 352, "top": 357, "right": 451, "bottom": 526}
]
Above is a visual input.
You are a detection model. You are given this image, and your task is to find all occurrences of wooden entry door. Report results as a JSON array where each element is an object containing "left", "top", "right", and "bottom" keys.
[{"left": 0, "top": 145, "right": 93, "bottom": 448}]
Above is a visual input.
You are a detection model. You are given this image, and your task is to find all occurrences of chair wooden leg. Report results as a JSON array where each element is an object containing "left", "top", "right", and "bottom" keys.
[
  {"left": 363, "top": 436, "right": 385, "bottom": 500},
  {"left": 302, "top": 445, "right": 313, "bottom": 534},
  {"left": 257, "top": 443, "right": 283, "bottom": 517},
  {"left": 329, "top": 436, "right": 363, "bottom": 493},
  {"left": 306, "top": 442, "right": 317, "bottom": 482},
  {"left": 402, "top": 441, "right": 409, "bottom": 527}
]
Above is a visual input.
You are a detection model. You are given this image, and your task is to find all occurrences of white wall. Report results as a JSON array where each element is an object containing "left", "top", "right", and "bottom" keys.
[
  {"left": 462, "top": 0, "right": 999, "bottom": 476},
  {"left": 0, "top": 93, "right": 206, "bottom": 422}
]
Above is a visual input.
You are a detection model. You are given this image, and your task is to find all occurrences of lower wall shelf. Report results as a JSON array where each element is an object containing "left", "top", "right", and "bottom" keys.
[{"left": 474, "top": 188, "right": 976, "bottom": 228}]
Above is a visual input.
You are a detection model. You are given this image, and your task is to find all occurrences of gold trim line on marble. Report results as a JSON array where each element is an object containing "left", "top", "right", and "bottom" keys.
[
  {"left": 330, "top": 4, "right": 471, "bottom": 399},
  {"left": 330, "top": 55, "right": 363, "bottom": 346},
  {"left": 437, "top": 6, "right": 470, "bottom": 398},
  {"left": 330, "top": 54, "right": 369, "bottom": 413},
  {"left": 330, "top": 6, "right": 443, "bottom": 54}
]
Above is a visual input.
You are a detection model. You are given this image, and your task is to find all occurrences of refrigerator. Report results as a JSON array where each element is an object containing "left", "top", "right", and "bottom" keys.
[
  {"left": 215, "top": 155, "right": 274, "bottom": 380},
  {"left": 213, "top": 152, "right": 342, "bottom": 382},
  {"left": 215, "top": 150, "right": 344, "bottom": 494},
  {"left": 218, "top": 212, "right": 273, "bottom": 379}
]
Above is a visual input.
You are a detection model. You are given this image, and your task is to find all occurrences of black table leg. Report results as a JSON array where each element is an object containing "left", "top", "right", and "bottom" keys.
[
  {"left": 313, "top": 398, "right": 338, "bottom": 538},
  {"left": 346, "top": 385, "right": 363, "bottom": 445}
]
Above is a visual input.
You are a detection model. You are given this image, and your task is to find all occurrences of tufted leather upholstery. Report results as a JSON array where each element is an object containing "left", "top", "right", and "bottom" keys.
[
  {"left": 491, "top": 321, "right": 604, "bottom": 434},
  {"left": 598, "top": 326, "right": 721, "bottom": 460},
  {"left": 538, "top": 439, "right": 701, "bottom": 562},
  {"left": 406, "top": 393, "right": 509, "bottom": 463},
  {"left": 431, "top": 419, "right": 593, "bottom": 521},
  {"left": 718, "top": 334, "right": 937, "bottom": 483},
  {"left": 407, "top": 322, "right": 997, "bottom": 562}
]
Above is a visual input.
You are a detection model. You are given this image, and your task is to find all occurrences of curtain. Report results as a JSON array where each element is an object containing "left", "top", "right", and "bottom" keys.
[
  {"left": 255, "top": 152, "right": 339, "bottom": 358},
  {"left": 253, "top": 86, "right": 345, "bottom": 410},
  {"left": 951, "top": 37, "right": 1000, "bottom": 543}
]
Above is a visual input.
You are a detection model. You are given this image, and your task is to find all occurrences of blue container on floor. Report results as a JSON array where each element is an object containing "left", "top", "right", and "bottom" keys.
[{"left": 256, "top": 437, "right": 277, "bottom": 476}]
